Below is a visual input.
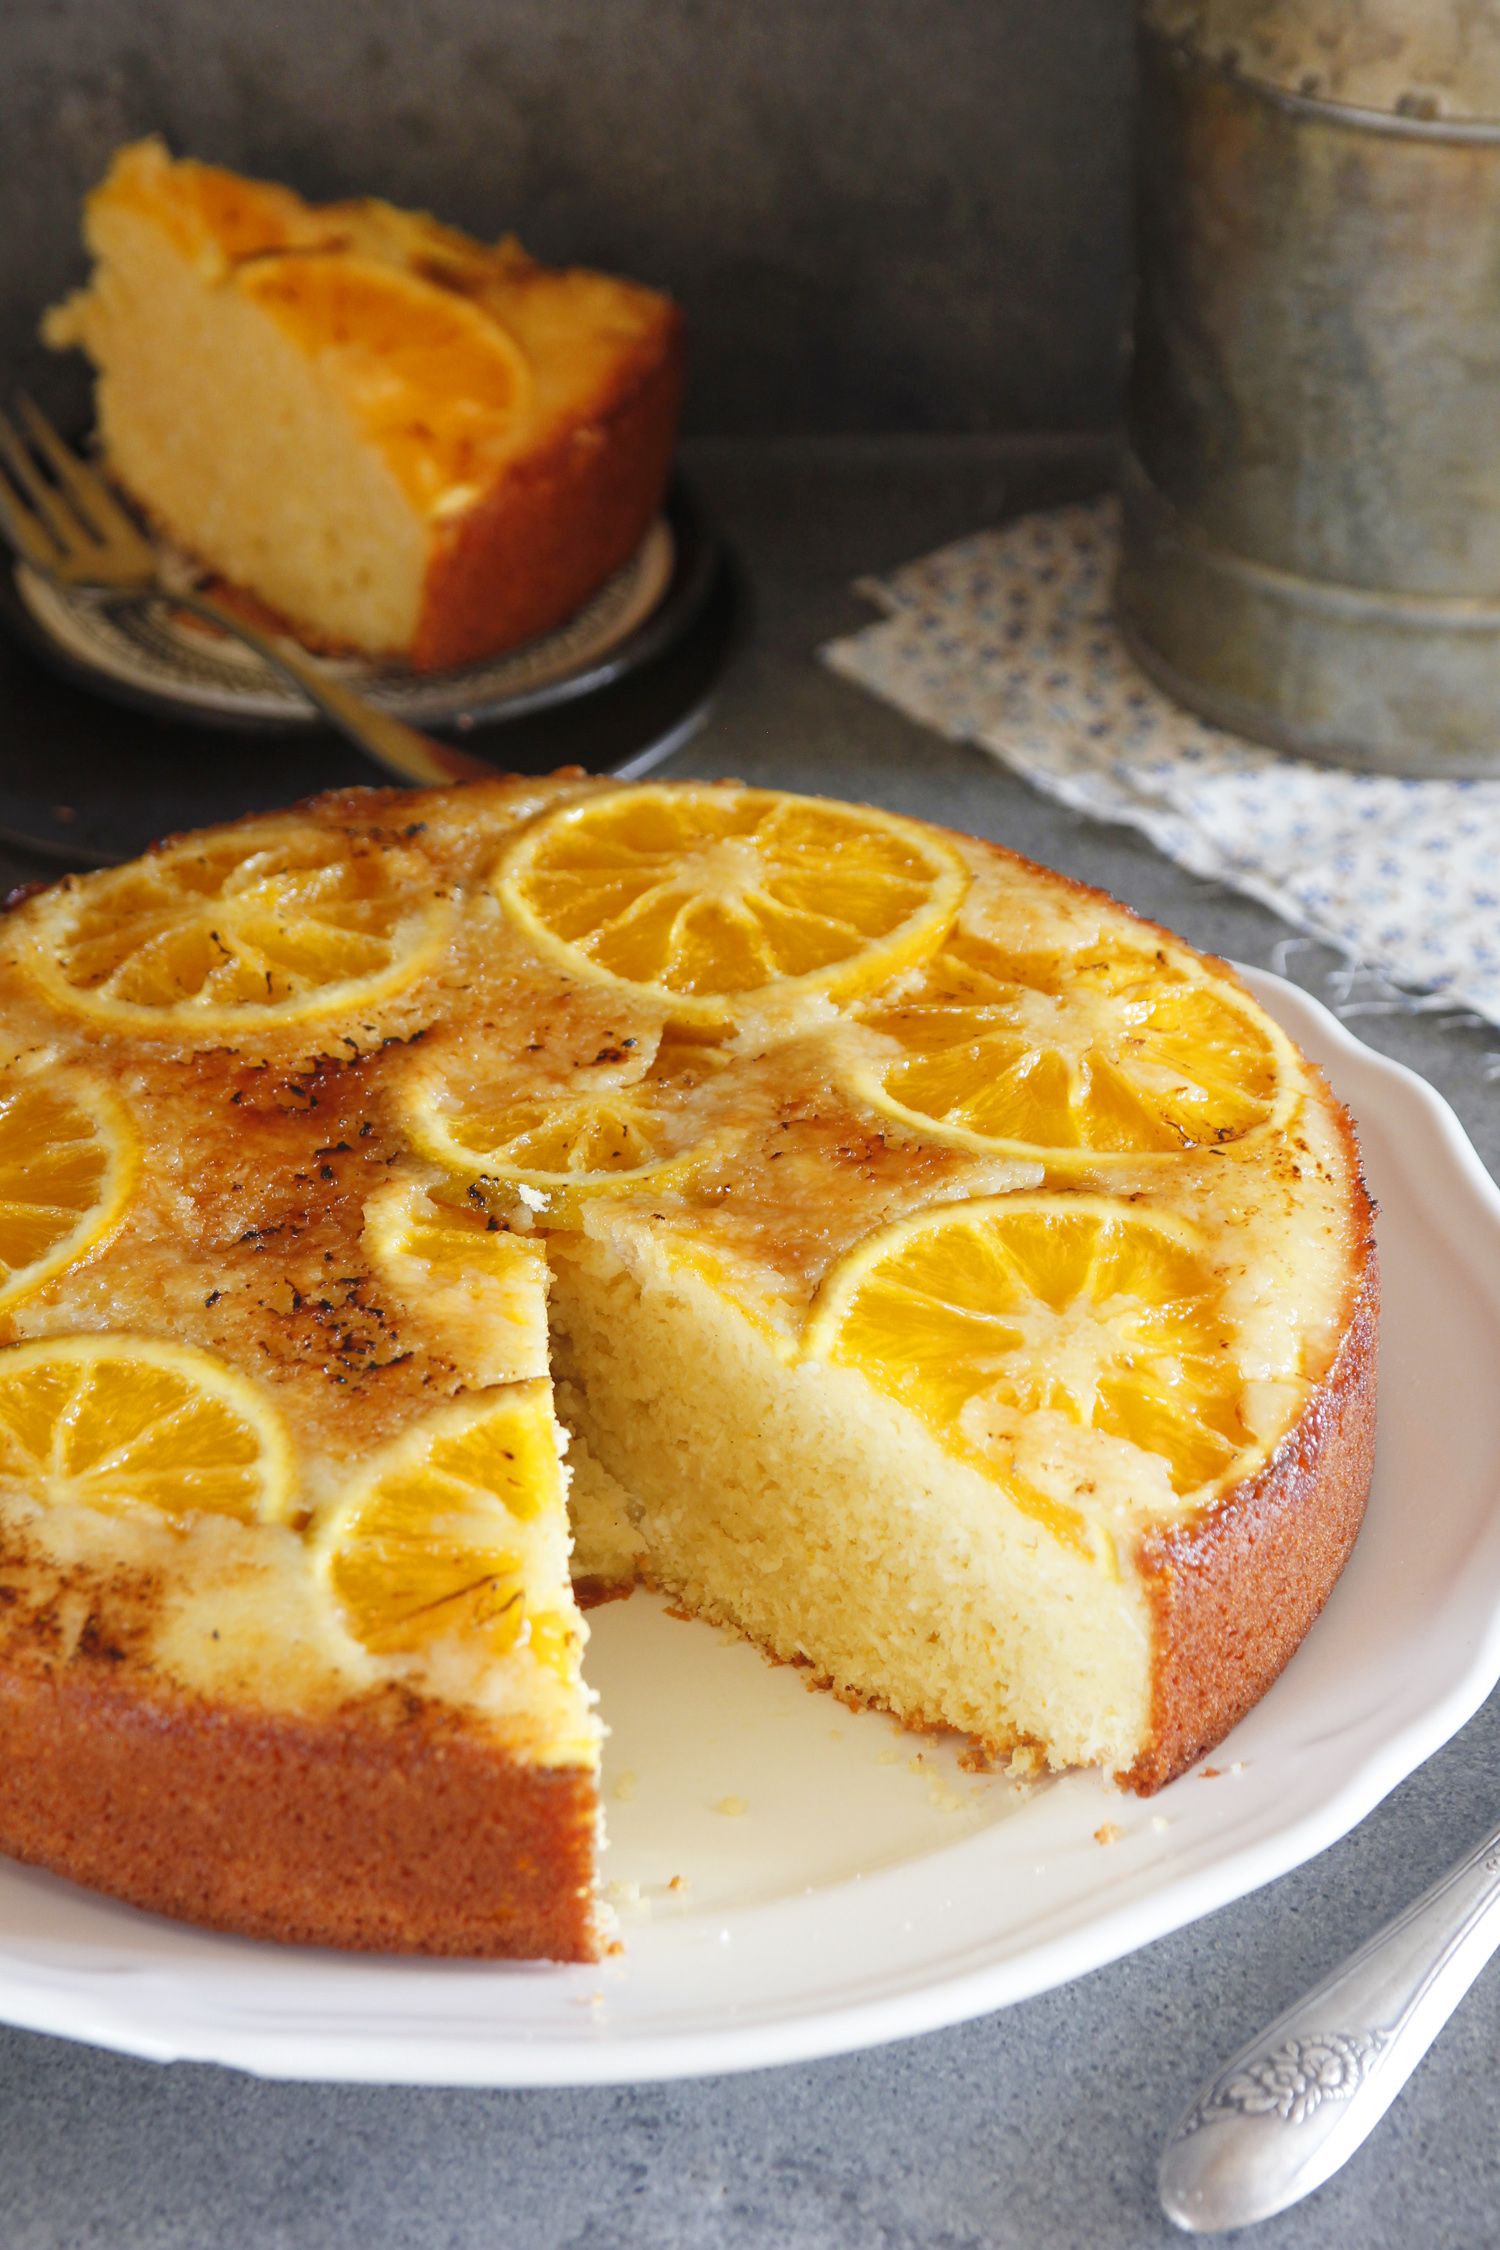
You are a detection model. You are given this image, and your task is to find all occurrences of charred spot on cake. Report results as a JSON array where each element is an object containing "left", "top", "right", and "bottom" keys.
[
  {"left": 0, "top": 1530, "right": 166, "bottom": 1674},
  {"left": 77, "top": 1613, "right": 130, "bottom": 1666}
]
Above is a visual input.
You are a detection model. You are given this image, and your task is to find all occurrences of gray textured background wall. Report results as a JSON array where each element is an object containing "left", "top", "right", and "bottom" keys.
[{"left": 6, "top": 0, "right": 1133, "bottom": 435}]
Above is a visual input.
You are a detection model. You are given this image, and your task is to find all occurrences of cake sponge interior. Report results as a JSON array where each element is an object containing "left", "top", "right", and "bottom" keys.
[{"left": 552, "top": 1227, "right": 1156, "bottom": 1774}]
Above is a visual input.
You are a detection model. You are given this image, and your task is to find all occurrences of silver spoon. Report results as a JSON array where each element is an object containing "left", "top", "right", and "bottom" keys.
[{"left": 1160, "top": 1818, "right": 1500, "bottom": 2231}]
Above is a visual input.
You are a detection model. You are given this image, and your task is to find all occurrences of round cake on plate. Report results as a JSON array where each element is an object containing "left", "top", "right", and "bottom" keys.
[{"left": 0, "top": 774, "right": 1376, "bottom": 1958}]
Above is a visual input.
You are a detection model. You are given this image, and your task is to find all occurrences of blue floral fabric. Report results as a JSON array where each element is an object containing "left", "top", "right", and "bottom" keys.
[{"left": 823, "top": 500, "right": 1500, "bottom": 1026}]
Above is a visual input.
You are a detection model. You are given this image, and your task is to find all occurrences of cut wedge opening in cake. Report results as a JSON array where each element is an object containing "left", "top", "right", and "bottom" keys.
[
  {"left": 545, "top": 1164, "right": 1375, "bottom": 1795},
  {"left": 551, "top": 1230, "right": 1157, "bottom": 1772},
  {"left": 0, "top": 774, "right": 1378, "bottom": 1961}
]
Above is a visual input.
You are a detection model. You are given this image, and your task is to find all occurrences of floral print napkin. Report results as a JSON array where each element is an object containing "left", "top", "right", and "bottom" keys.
[{"left": 823, "top": 499, "right": 1500, "bottom": 1028}]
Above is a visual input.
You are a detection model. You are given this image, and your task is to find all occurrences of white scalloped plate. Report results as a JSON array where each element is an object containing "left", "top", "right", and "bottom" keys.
[{"left": 1, "top": 966, "right": 1497, "bottom": 2085}]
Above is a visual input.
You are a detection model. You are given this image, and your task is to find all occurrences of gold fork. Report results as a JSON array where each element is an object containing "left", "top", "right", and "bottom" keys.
[{"left": 0, "top": 397, "right": 491, "bottom": 788}]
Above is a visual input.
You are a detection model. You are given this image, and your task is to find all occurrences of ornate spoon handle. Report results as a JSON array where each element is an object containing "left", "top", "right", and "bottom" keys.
[{"left": 1159, "top": 1819, "right": 1500, "bottom": 2232}]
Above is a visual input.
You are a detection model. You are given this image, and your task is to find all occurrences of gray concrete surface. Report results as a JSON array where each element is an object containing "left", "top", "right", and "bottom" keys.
[
  {"left": 0, "top": 439, "right": 1497, "bottom": 2248},
  {"left": 4, "top": 0, "right": 1132, "bottom": 437}
]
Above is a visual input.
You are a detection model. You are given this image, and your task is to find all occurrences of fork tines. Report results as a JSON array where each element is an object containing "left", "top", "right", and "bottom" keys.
[{"left": 0, "top": 398, "right": 151, "bottom": 583}]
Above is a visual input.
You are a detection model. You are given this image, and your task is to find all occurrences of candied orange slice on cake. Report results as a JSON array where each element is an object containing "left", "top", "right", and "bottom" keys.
[
  {"left": 852, "top": 928, "right": 1294, "bottom": 1165},
  {"left": 493, "top": 783, "right": 968, "bottom": 1027},
  {"left": 397, "top": 1023, "right": 719, "bottom": 1218},
  {"left": 0, "top": 1335, "right": 293, "bottom": 1523},
  {"left": 361, "top": 1176, "right": 550, "bottom": 1385},
  {"left": 314, "top": 1386, "right": 576, "bottom": 1669},
  {"left": 236, "top": 253, "right": 532, "bottom": 511},
  {"left": 0, "top": 1069, "right": 137, "bottom": 1311},
  {"left": 22, "top": 818, "right": 455, "bottom": 1037},
  {"left": 805, "top": 1194, "right": 1256, "bottom": 1539}
]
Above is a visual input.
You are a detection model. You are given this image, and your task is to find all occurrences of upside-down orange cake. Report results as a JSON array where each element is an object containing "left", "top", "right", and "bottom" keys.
[
  {"left": 43, "top": 140, "right": 683, "bottom": 671},
  {"left": 0, "top": 775, "right": 1376, "bottom": 1958}
]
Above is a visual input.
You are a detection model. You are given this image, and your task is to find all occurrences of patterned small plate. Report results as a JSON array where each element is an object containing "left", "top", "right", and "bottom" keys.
[{"left": 7, "top": 511, "right": 680, "bottom": 732}]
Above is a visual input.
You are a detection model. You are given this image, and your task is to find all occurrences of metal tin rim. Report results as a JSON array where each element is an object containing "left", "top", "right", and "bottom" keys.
[{"left": 1141, "top": 22, "right": 1500, "bottom": 143}]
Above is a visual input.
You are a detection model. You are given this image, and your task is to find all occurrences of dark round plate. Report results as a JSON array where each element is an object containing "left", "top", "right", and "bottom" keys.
[
  {"left": 0, "top": 534, "right": 742, "bottom": 869},
  {"left": 0, "top": 478, "right": 721, "bottom": 738}
]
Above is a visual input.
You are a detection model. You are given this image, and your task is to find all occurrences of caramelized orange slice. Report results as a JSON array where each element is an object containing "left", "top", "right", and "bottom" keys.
[
  {"left": 238, "top": 252, "right": 532, "bottom": 509},
  {"left": 806, "top": 1195, "right": 1258, "bottom": 1541},
  {"left": 23, "top": 818, "right": 455, "bottom": 1038},
  {"left": 0, "top": 1068, "right": 137, "bottom": 1311},
  {"left": 855, "top": 930, "right": 1293, "bottom": 1165},
  {"left": 493, "top": 784, "right": 968, "bottom": 1027},
  {"left": 0, "top": 1335, "right": 293, "bottom": 1524},
  {"left": 314, "top": 1385, "right": 575, "bottom": 1669}
]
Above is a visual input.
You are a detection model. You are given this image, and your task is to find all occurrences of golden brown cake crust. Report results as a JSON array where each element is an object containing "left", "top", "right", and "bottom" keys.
[
  {"left": 413, "top": 313, "right": 684, "bottom": 673},
  {"left": 0, "top": 1652, "right": 598, "bottom": 1958},
  {"left": 1126, "top": 1136, "right": 1379, "bottom": 1793}
]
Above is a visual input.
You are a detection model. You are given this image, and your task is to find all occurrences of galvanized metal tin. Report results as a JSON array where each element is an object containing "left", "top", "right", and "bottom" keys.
[{"left": 1119, "top": 3, "right": 1500, "bottom": 775}]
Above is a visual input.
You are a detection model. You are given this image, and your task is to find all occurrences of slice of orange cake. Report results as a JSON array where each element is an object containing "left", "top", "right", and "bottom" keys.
[
  {"left": 42, "top": 139, "right": 683, "bottom": 670},
  {"left": 0, "top": 775, "right": 1376, "bottom": 1956}
]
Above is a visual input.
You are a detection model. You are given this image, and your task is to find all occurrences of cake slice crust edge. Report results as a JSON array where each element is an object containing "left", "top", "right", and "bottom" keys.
[{"left": 0, "top": 1654, "right": 600, "bottom": 1958}]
